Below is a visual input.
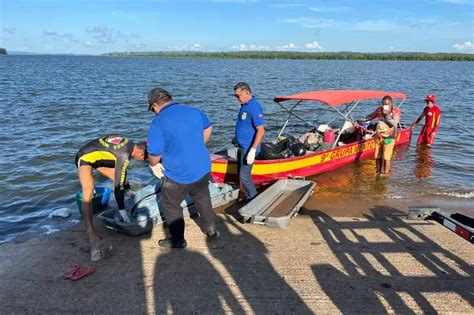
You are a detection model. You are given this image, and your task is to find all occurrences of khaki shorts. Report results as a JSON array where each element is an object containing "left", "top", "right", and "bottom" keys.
[{"left": 374, "top": 137, "right": 395, "bottom": 160}]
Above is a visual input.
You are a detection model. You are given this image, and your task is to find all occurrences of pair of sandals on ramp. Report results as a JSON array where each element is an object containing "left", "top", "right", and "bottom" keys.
[
  {"left": 63, "top": 264, "right": 95, "bottom": 281},
  {"left": 64, "top": 240, "right": 113, "bottom": 280}
]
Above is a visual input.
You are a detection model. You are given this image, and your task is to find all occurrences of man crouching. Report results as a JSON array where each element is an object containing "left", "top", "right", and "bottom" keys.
[{"left": 76, "top": 136, "right": 147, "bottom": 261}]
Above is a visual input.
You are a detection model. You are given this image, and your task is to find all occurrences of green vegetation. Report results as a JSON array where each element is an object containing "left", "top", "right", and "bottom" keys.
[
  {"left": 0, "top": 48, "right": 7, "bottom": 55},
  {"left": 103, "top": 51, "right": 474, "bottom": 61}
]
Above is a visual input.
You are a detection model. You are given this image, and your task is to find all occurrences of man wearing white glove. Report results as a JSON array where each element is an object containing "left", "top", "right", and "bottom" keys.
[
  {"left": 149, "top": 162, "right": 165, "bottom": 178},
  {"left": 147, "top": 88, "right": 218, "bottom": 249},
  {"left": 118, "top": 209, "right": 131, "bottom": 223},
  {"left": 233, "top": 82, "right": 265, "bottom": 200}
]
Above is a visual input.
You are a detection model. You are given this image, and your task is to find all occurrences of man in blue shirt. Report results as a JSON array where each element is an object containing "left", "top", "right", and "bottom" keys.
[
  {"left": 147, "top": 88, "right": 218, "bottom": 248},
  {"left": 233, "top": 82, "right": 265, "bottom": 200}
]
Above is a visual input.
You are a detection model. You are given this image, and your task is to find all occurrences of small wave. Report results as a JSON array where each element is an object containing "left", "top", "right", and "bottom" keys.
[
  {"left": 41, "top": 225, "right": 61, "bottom": 235},
  {"left": 388, "top": 195, "right": 404, "bottom": 199},
  {"left": 435, "top": 191, "right": 474, "bottom": 199}
]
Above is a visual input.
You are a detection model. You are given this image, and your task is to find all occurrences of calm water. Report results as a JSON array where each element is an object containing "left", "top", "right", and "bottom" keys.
[{"left": 1, "top": 55, "right": 473, "bottom": 244}]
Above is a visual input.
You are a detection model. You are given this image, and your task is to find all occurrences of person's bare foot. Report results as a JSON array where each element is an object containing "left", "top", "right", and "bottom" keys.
[
  {"left": 380, "top": 173, "right": 390, "bottom": 177},
  {"left": 90, "top": 240, "right": 113, "bottom": 262}
]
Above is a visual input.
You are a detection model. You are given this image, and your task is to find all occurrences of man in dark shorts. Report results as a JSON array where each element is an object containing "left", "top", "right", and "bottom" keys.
[{"left": 76, "top": 136, "right": 147, "bottom": 261}]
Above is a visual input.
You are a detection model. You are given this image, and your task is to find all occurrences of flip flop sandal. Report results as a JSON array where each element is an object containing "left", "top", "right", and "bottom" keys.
[
  {"left": 70, "top": 266, "right": 96, "bottom": 281},
  {"left": 63, "top": 264, "right": 80, "bottom": 279}
]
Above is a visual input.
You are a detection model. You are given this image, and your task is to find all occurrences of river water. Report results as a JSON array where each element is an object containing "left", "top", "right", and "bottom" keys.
[{"left": 1, "top": 55, "right": 473, "bottom": 244}]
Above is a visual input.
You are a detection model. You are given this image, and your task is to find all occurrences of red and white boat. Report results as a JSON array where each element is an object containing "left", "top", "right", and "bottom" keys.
[{"left": 211, "top": 90, "right": 412, "bottom": 184}]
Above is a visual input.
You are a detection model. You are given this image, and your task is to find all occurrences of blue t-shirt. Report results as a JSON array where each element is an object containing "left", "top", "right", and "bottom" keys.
[
  {"left": 235, "top": 96, "right": 265, "bottom": 152},
  {"left": 147, "top": 102, "right": 212, "bottom": 184}
]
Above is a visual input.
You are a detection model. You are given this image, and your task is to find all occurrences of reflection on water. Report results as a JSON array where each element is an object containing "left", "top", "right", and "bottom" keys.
[
  {"left": 415, "top": 146, "right": 435, "bottom": 179},
  {"left": 310, "top": 158, "right": 388, "bottom": 198}
]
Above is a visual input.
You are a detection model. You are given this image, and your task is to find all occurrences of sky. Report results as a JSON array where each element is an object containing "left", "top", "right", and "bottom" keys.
[{"left": 0, "top": 0, "right": 473, "bottom": 54}]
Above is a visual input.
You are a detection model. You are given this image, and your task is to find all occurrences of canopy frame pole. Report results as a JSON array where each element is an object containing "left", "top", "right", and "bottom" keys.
[
  {"left": 276, "top": 101, "right": 317, "bottom": 139},
  {"left": 395, "top": 98, "right": 406, "bottom": 129},
  {"left": 331, "top": 101, "right": 360, "bottom": 148}
]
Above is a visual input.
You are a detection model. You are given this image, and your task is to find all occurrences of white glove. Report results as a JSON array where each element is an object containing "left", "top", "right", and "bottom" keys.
[
  {"left": 149, "top": 163, "right": 165, "bottom": 178},
  {"left": 118, "top": 209, "right": 131, "bottom": 223},
  {"left": 246, "top": 148, "right": 256, "bottom": 165}
]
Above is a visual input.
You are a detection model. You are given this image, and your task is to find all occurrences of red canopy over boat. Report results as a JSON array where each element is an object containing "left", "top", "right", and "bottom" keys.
[{"left": 274, "top": 90, "right": 406, "bottom": 107}]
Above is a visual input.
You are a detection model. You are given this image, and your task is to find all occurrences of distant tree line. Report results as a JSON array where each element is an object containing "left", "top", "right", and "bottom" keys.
[
  {"left": 0, "top": 48, "right": 7, "bottom": 55},
  {"left": 103, "top": 51, "right": 474, "bottom": 61}
]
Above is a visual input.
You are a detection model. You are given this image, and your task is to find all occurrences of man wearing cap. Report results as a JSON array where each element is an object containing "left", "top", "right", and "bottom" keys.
[
  {"left": 357, "top": 95, "right": 401, "bottom": 176},
  {"left": 412, "top": 94, "right": 441, "bottom": 147},
  {"left": 233, "top": 82, "right": 265, "bottom": 200},
  {"left": 147, "top": 87, "right": 218, "bottom": 249}
]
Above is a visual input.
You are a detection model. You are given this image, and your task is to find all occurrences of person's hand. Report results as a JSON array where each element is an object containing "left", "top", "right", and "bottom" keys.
[
  {"left": 149, "top": 163, "right": 165, "bottom": 178},
  {"left": 411, "top": 123, "right": 417, "bottom": 129},
  {"left": 430, "top": 131, "right": 436, "bottom": 137},
  {"left": 118, "top": 209, "right": 131, "bottom": 223},
  {"left": 355, "top": 119, "right": 363, "bottom": 124},
  {"left": 246, "top": 148, "right": 256, "bottom": 165}
]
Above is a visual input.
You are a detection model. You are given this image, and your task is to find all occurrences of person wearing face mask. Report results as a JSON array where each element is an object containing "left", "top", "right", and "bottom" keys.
[{"left": 357, "top": 95, "right": 401, "bottom": 176}]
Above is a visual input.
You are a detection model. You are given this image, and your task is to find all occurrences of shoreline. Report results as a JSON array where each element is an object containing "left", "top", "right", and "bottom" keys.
[{"left": 1, "top": 193, "right": 472, "bottom": 313}]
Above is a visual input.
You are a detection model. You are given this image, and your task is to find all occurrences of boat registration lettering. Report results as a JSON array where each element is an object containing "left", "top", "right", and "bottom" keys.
[{"left": 321, "top": 141, "right": 375, "bottom": 162}]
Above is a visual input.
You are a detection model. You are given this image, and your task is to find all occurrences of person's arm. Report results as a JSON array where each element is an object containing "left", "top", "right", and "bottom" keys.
[
  {"left": 358, "top": 109, "right": 379, "bottom": 123},
  {"left": 200, "top": 110, "right": 212, "bottom": 144},
  {"left": 412, "top": 107, "right": 427, "bottom": 128},
  {"left": 148, "top": 155, "right": 161, "bottom": 166},
  {"left": 246, "top": 103, "right": 265, "bottom": 164},
  {"left": 203, "top": 126, "right": 212, "bottom": 143},
  {"left": 147, "top": 118, "right": 165, "bottom": 168},
  {"left": 251, "top": 125, "right": 265, "bottom": 149},
  {"left": 113, "top": 156, "right": 129, "bottom": 210},
  {"left": 432, "top": 108, "right": 441, "bottom": 133}
]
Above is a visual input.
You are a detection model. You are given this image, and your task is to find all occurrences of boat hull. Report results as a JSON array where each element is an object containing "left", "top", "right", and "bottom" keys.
[{"left": 211, "top": 128, "right": 412, "bottom": 184}]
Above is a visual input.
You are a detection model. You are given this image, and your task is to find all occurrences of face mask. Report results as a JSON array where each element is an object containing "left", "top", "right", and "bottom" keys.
[{"left": 382, "top": 105, "right": 390, "bottom": 111}]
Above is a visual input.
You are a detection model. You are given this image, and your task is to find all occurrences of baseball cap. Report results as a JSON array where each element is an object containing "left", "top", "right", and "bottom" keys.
[{"left": 425, "top": 94, "right": 436, "bottom": 103}]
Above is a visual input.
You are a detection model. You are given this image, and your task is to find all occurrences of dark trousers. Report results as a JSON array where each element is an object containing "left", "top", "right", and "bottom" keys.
[
  {"left": 161, "top": 173, "right": 215, "bottom": 241},
  {"left": 237, "top": 148, "right": 257, "bottom": 200}
]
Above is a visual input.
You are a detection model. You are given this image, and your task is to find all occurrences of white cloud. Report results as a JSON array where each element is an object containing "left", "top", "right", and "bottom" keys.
[
  {"left": 191, "top": 43, "right": 201, "bottom": 50},
  {"left": 304, "top": 41, "right": 322, "bottom": 51},
  {"left": 231, "top": 43, "right": 270, "bottom": 51},
  {"left": 85, "top": 41, "right": 98, "bottom": 48},
  {"left": 43, "top": 31, "right": 73, "bottom": 38},
  {"left": 85, "top": 25, "right": 110, "bottom": 33},
  {"left": 282, "top": 17, "right": 336, "bottom": 28},
  {"left": 278, "top": 43, "right": 297, "bottom": 51},
  {"left": 453, "top": 41, "right": 473, "bottom": 51},
  {"left": 309, "top": 6, "right": 351, "bottom": 12}
]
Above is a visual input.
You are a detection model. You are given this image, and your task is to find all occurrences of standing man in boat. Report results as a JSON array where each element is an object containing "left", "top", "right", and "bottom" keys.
[
  {"left": 76, "top": 136, "right": 147, "bottom": 261},
  {"left": 147, "top": 87, "right": 218, "bottom": 249},
  {"left": 357, "top": 95, "right": 400, "bottom": 177},
  {"left": 412, "top": 94, "right": 441, "bottom": 147},
  {"left": 233, "top": 82, "right": 265, "bottom": 200}
]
